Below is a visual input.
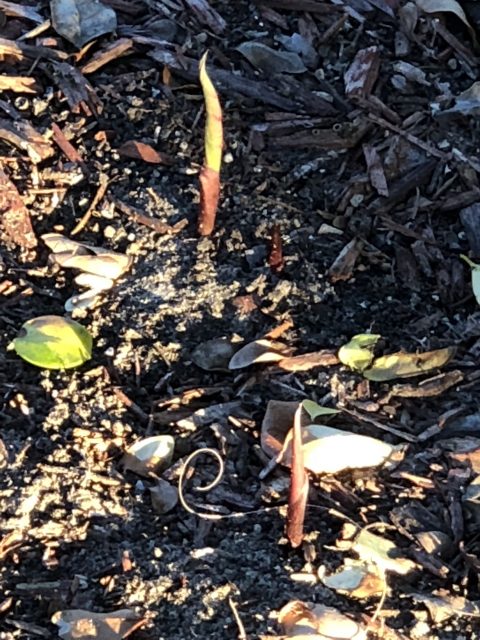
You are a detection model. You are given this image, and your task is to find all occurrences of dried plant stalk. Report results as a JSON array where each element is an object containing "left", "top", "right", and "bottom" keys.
[{"left": 286, "top": 404, "right": 309, "bottom": 547}]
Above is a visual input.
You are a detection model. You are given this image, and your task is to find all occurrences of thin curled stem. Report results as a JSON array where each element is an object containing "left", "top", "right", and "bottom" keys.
[{"left": 178, "top": 448, "right": 226, "bottom": 520}]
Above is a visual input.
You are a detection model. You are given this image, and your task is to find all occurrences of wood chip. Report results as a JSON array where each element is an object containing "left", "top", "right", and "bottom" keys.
[{"left": 0, "top": 166, "right": 36, "bottom": 248}]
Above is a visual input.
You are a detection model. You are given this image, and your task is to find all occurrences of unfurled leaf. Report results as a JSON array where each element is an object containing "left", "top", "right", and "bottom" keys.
[
  {"left": 364, "top": 346, "right": 455, "bottom": 381},
  {"left": 12, "top": 316, "right": 92, "bottom": 369},
  {"left": 461, "top": 254, "right": 480, "bottom": 304},
  {"left": 338, "top": 334, "right": 381, "bottom": 372},
  {"left": 199, "top": 51, "right": 222, "bottom": 173},
  {"left": 198, "top": 51, "right": 223, "bottom": 236},
  {"left": 302, "top": 400, "right": 340, "bottom": 420},
  {"left": 286, "top": 405, "right": 309, "bottom": 548}
]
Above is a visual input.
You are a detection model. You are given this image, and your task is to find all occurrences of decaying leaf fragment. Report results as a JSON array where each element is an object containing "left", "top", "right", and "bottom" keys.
[
  {"left": 320, "top": 561, "right": 385, "bottom": 598},
  {"left": 50, "top": 0, "right": 117, "bottom": 48},
  {"left": 414, "top": 0, "right": 476, "bottom": 41},
  {"left": 278, "top": 600, "right": 367, "bottom": 640},
  {"left": 461, "top": 254, "right": 480, "bottom": 305},
  {"left": 351, "top": 527, "right": 417, "bottom": 575},
  {"left": 412, "top": 590, "right": 480, "bottom": 624},
  {"left": 364, "top": 346, "right": 455, "bottom": 381},
  {"left": 229, "top": 339, "right": 291, "bottom": 369},
  {"left": 122, "top": 435, "right": 175, "bottom": 478},
  {"left": 338, "top": 334, "right": 381, "bottom": 372},
  {"left": 198, "top": 51, "right": 223, "bottom": 236},
  {"left": 42, "top": 233, "right": 132, "bottom": 311},
  {"left": 52, "top": 608, "right": 144, "bottom": 640},
  {"left": 149, "top": 477, "right": 178, "bottom": 514}
]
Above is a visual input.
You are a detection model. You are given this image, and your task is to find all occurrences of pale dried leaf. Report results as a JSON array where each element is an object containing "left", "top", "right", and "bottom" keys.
[
  {"left": 236, "top": 42, "right": 307, "bottom": 74},
  {"left": 121, "top": 435, "right": 175, "bottom": 478},
  {"left": 228, "top": 339, "right": 290, "bottom": 369},
  {"left": 51, "top": 608, "right": 142, "bottom": 640},
  {"left": 283, "top": 425, "right": 396, "bottom": 474},
  {"left": 50, "top": 0, "right": 117, "bottom": 48},
  {"left": 364, "top": 347, "right": 455, "bottom": 381},
  {"left": 278, "top": 601, "right": 367, "bottom": 640},
  {"left": 353, "top": 528, "right": 417, "bottom": 575}
]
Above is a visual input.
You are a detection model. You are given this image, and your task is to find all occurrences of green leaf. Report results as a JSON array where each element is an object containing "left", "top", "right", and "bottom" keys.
[
  {"left": 338, "top": 334, "right": 381, "bottom": 372},
  {"left": 461, "top": 254, "right": 480, "bottom": 305},
  {"left": 364, "top": 347, "right": 455, "bottom": 381},
  {"left": 12, "top": 315, "right": 92, "bottom": 369},
  {"left": 302, "top": 399, "right": 340, "bottom": 419}
]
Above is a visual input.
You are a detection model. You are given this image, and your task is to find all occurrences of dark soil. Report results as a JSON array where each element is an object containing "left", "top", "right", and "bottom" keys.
[{"left": 2, "top": 1, "right": 480, "bottom": 638}]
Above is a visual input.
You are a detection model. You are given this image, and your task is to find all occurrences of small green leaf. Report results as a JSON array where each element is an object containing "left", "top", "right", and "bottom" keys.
[
  {"left": 461, "top": 254, "right": 480, "bottom": 305},
  {"left": 302, "top": 400, "right": 340, "bottom": 419},
  {"left": 12, "top": 315, "right": 92, "bottom": 369},
  {"left": 338, "top": 334, "right": 381, "bottom": 372}
]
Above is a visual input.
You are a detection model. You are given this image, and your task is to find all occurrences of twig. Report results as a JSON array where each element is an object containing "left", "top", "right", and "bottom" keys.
[
  {"left": 71, "top": 173, "right": 109, "bottom": 235},
  {"left": 113, "top": 387, "right": 149, "bottom": 424},
  {"left": 229, "top": 597, "right": 247, "bottom": 640},
  {"left": 367, "top": 112, "right": 448, "bottom": 160},
  {"left": 341, "top": 407, "right": 418, "bottom": 442}
]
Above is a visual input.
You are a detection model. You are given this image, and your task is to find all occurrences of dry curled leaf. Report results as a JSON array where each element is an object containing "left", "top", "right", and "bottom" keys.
[
  {"left": 52, "top": 608, "right": 143, "bottom": 640},
  {"left": 122, "top": 435, "right": 175, "bottom": 477},
  {"left": 364, "top": 347, "right": 455, "bottom": 381}
]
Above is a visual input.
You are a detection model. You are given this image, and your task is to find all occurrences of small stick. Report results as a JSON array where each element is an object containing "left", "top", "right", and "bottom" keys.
[
  {"left": 229, "top": 597, "right": 247, "bottom": 640},
  {"left": 51, "top": 122, "right": 88, "bottom": 172},
  {"left": 71, "top": 173, "right": 109, "bottom": 235}
]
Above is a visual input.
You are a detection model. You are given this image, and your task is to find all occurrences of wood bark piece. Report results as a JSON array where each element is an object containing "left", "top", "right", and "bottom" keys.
[
  {"left": 149, "top": 48, "right": 337, "bottom": 115},
  {"left": 269, "top": 116, "right": 370, "bottom": 149},
  {"left": 0, "top": 118, "right": 54, "bottom": 163},
  {"left": 51, "top": 123, "right": 88, "bottom": 171},
  {"left": 50, "top": 62, "right": 101, "bottom": 114},
  {"left": 344, "top": 46, "right": 380, "bottom": 99},
  {"left": 183, "top": 0, "right": 226, "bottom": 34},
  {"left": 80, "top": 38, "right": 133, "bottom": 74},
  {"left": 117, "top": 141, "right": 174, "bottom": 165},
  {"left": 0, "top": 166, "right": 36, "bottom": 248},
  {"left": 0, "top": 37, "right": 67, "bottom": 62},
  {"left": 0, "top": 76, "right": 38, "bottom": 93},
  {"left": 0, "top": 0, "right": 43, "bottom": 23}
]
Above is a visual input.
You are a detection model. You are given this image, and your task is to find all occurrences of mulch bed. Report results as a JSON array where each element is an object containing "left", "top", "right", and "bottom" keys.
[{"left": 1, "top": 0, "right": 480, "bottom": 638}]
